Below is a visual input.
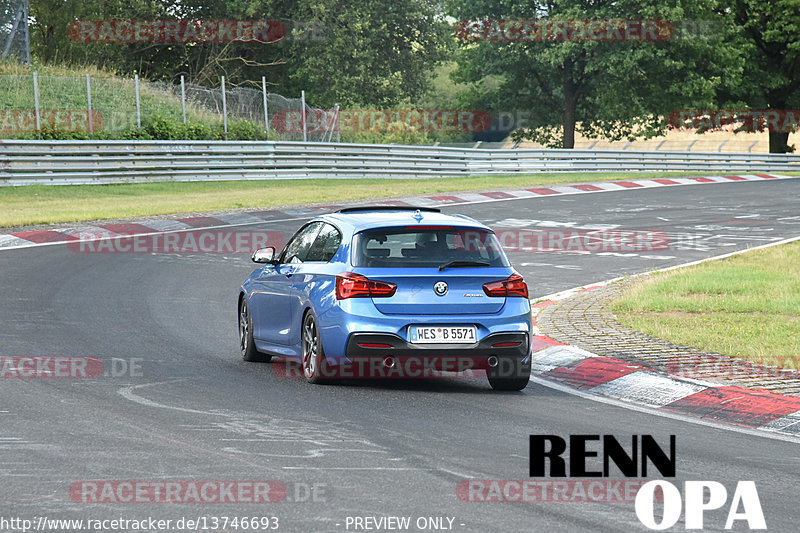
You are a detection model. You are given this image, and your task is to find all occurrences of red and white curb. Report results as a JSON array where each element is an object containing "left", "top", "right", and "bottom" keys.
[
  {"left": 1, "top": 173, "right": 796, "bottom": 251},
  {"left": 529, "top": 234, "right": 800, "bottom": 438}
]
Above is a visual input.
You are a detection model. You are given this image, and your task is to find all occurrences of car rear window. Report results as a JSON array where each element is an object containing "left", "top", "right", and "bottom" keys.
[{"left": 353, "top": 227, "right": 509, "bottom": 268}]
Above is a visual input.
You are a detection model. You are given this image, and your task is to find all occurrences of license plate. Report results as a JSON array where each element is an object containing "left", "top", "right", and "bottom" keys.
[{"left": 409, "top": 326, "right": 477, "bottom": 344}]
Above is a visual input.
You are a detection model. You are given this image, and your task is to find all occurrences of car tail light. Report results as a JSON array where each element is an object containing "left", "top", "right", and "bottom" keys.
[
  {"left": 492, "top": 341, "right": 522, "bottom": 348},
  {"left": 336, "top": 272, "right": 397, "bottom": 299},
  {"left": 482, "top": 274, "right": 529, "bottom": 298},
  {"left": 358, "top": 343, "right": 393, "bottom": 348}
]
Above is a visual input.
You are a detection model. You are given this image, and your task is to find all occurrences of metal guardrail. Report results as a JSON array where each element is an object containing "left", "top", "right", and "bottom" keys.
[{"left": 1, "top": 140, "right": 798, "bottom": 185}]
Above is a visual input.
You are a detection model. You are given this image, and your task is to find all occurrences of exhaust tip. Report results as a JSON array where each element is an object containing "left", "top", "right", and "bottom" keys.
[
  {"left": 487, "top": 355, "right": 499, "bottom": 368},
  {"left": 383, "top": 356, "right": 396, "bottom": 368}
]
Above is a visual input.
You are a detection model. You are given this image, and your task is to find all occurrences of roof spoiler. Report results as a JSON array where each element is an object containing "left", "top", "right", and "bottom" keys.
[{"left": 335, "top": 206, "right": 441, "bottom": 213}]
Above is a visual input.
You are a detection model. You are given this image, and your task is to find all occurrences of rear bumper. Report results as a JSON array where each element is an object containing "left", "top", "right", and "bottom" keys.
[{"left": 345, "top": 331, "right": 529, "bottom": 370}]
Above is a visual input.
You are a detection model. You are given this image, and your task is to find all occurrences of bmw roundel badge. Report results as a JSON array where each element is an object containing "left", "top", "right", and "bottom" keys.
[{"left": 434, "top": 281, "right": 448, "bottom": 296}]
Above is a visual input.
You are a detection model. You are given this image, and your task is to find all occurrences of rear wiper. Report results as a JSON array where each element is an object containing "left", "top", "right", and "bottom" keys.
[{"left": 438, "top": 260, "right": 490, "bottom": 271}]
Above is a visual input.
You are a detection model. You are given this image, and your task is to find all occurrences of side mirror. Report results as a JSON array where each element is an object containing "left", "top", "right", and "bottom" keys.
[{"left": 252, "top": 246, "right": 276, "bottom": 264}]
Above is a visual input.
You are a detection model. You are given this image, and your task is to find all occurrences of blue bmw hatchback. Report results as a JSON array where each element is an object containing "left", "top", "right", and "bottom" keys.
[{"left": 238, "top": 207, "right": 532, "bottom": 390}]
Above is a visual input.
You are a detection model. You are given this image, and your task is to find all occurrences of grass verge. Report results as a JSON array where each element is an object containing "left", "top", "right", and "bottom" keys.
[
  {"left": 612, "top": 241, "right": 800, "bottom": 368},
  {"left": 1, "top": 171, "right": 716, "bottom": 228}
]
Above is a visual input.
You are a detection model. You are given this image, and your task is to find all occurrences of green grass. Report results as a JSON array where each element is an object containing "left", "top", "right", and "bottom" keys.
[
  {"left": 0, "top": 171, "right": 727, "bottom": 228},
  {"left": 612, "top": 241, "right": 800, "bottom": 368}
]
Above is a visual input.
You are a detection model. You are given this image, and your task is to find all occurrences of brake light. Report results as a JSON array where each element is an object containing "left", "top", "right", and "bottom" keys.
[
  {"left": 482, "top": 274, "right": 529, "bottom": 298},
  {"left": 336, "top": 272, "right": 397, "bottom": 299}
]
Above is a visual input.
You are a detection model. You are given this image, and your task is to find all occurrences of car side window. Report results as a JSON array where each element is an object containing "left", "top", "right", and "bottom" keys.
[
  {"left": 281, "top": 222, "right": 323, "bottom": 264},
  {"left": 305, "top": 223, "right": 342, "bottom": 262}
]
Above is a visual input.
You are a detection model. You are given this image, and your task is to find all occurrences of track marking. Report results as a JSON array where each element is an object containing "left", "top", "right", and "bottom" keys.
[
  {"left": 530, "top": 375, "right": 800, "bottom": 444},
  {"left": 3, "top": 175, "right": 797, "bottom": 252},
  {"left": 222, "top": 447, "right": 387, "bottom": 459},
  {"left": 281, "top": 466, "right": 432, "bottom": 471},
  {"left": 118, "top": 379, "right": 224, "bottom": 416},
  {"left": 0, "top": 216, "right": 309, "bottom": 252}
]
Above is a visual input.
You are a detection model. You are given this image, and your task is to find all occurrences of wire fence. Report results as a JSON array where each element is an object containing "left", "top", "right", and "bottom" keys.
[
  {"left": 0, "top": 73, "right": 339, "bottom": 141},
  {"left": 0, "top": 73, "right": 783, "bottom": 151}
]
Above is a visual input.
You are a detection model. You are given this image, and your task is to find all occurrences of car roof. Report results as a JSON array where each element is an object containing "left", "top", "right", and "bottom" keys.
[{"left": 314, "top": 208, "right": 490, "bottom": 235}]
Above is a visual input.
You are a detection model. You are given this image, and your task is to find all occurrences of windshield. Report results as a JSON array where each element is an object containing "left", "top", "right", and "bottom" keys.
[{"left": 353, "top": 227, "right": 509, "bottom": 268}]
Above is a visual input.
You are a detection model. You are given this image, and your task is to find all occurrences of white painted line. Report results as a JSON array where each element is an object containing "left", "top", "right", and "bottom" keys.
[
  {"left": 623, "top": 179, "right": 665, "bottom": 188},
  {"left": 449, "top": 192, "right": 493, "bottom": 202},
  {"left": 279, "top": 208, "right": 326, "bottom": 217},
  {"left": 531, "top": 345, "right": 595, "bottom": 373},
  {"left": 759, "top": 411, "right": 800, "bottom": 434},
  {"left": 589, "top": 371, "right": 707, "bottom": 407},
  {"left": 118, "top": 380, "right": 222, "bottom": 416},
  {"left": 502, "top": 189, "right": 541, "bottom": 198},
  {"left": 669, "top": 178, "right": 705, "bottom": 185},
  {"left": 217, "top": 212, "right": 271, "bottom": 225},
  {"left": 282, "top": 466, "right": 432, "bottom": 471},
  {"left": 548, "top": 185, "right": 592, "bottom": 194},
  {"left": 140, "top": 219, "right": 192, "bottom": 231},
  {"left": 61, "top": 225, "right": 121, "bottom": 239},
  {"left": 0, "top": 234, "right": 32, "bottom": 248}
]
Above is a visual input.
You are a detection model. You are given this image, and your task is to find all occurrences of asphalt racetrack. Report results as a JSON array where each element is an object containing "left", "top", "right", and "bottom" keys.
[{"left": 1, "top": 179, "right": 799, "bottom": 532}]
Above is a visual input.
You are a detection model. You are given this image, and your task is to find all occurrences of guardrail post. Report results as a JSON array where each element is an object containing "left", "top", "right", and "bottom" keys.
[
  {"left": 262, "top": 76, "right": 269, "bottom": 136},
  {"left": 301, "top": 90, "right": 307, "bottom": 142},
  {"left": 32, "top": 71, "right": 40, "bottom": 139},
  {"left": 134, "top": 74, "right": 141, "bottom": 129},
  {"left": 86, "top": 74, "right": 93, "bottom": 136},
  {"left": 334, "top": 104, "right": 340, "bottom": 143},
  {"left": 221, "top": 76, "right": 228, "bottom": 138},
  {"left": 180, "top": 75, "right": 186, "bottom": 125}
]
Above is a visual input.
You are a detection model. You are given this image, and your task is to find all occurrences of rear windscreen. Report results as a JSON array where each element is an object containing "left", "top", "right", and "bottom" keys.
[{"left": 353, "top": 227, "right": 509, "bottom": 268}]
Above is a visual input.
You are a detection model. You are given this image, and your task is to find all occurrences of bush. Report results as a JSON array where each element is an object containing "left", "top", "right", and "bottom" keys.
[{"left": 225, "top": 119, "right": 269, "bottom": 141}]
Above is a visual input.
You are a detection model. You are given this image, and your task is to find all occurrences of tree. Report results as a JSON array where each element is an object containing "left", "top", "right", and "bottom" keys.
[
  {"left": 722, "top": 0, "right": 800, "bottom": 153},
  {"left": 282, "top": 0, "right": 449, "bottom": 107},
  {"left": 29, "top": 0, "right": 172, "bottom": 71},
  {"left": 26, "top": 0, "right": 447, "bottom": 109},
  {"left": 448, "top": 0, "right": 740, "bottom": 148}
]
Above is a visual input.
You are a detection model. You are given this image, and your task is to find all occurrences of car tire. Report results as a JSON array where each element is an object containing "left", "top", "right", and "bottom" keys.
[
  {"left": 239, "top": 297, "right": 272, "bottom": 363},
  {"left": 301, "top": 311, "right": 332, "bottom": 384},
  {"left": 487, "top": 357, "right": 531, "bottom": 391}
]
